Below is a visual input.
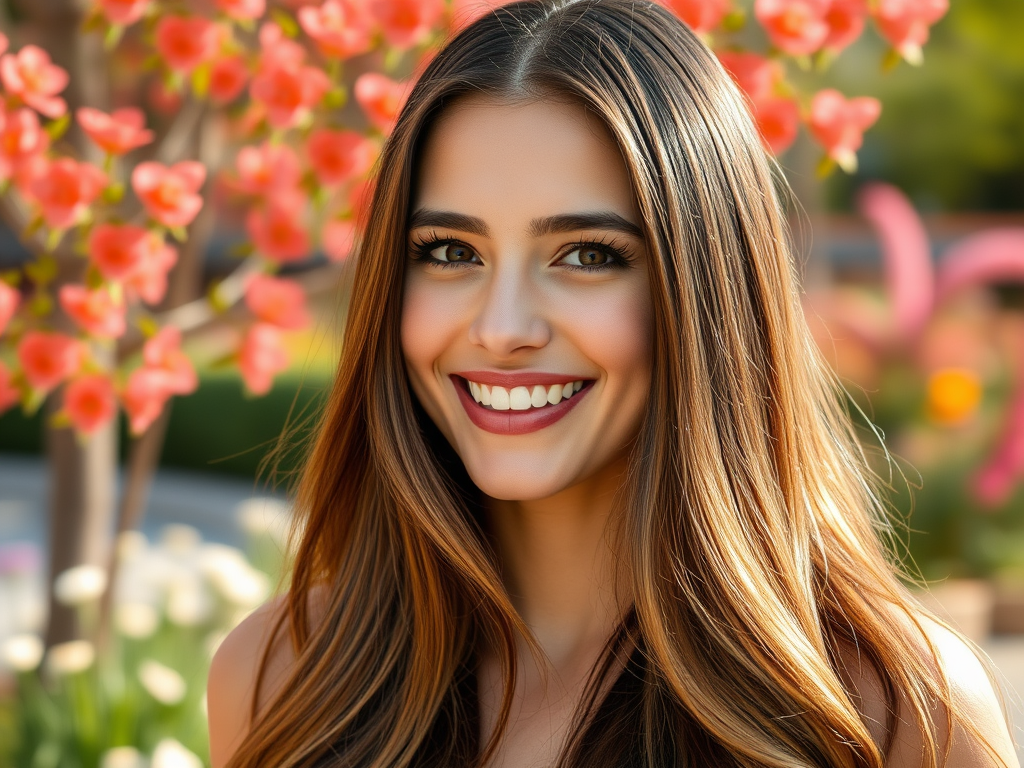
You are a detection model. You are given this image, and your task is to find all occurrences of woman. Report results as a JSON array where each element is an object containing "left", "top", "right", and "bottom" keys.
[{"left": 207, "top": 1, "right": 1018, "bottom": 766}]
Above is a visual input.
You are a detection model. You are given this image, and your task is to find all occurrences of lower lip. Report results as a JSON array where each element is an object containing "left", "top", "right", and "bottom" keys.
[{"left": 452, "top": 378, "right": 591, "bottom": 435}]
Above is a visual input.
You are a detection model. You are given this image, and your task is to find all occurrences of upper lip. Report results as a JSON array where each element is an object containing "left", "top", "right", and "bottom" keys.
[{"left": 451, "top": 370, "right": 591, "bottom": 387}]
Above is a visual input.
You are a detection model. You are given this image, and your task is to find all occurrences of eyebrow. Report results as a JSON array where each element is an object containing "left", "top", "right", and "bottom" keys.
[{"left": 407, "top": 208, "right": 644, "bottom": 239}]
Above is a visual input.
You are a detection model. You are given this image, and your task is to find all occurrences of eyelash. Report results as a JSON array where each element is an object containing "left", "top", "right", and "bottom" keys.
[{"left": 408, "top": 230, "right": 635, "bottom": 272}]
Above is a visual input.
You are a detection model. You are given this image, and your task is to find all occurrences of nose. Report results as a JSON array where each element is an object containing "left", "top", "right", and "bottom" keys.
[{"left": 467, "top": 265, "right": 551, "bottom": 357}]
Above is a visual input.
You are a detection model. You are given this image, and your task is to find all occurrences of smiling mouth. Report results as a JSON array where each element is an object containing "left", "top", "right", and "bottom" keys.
[{"left": 462, "top": 377, "right": 587, "bottom": 411}]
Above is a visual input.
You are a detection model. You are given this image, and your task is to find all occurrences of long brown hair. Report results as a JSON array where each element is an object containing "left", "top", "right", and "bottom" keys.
[{"left": 229, "top": 2, "right": 1002, "bottom": 766}]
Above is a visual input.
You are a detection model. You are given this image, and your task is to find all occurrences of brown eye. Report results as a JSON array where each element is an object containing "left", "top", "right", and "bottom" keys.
[
  {"left": 561, "top": 246, "right": 612, "bottom": 267},
  {"left": 430, "top": 243, "right": 477, "bottom": 263}
]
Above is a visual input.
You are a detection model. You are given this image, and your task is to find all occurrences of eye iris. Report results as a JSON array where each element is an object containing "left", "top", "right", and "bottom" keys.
[
  {"left": 449, "top": 245, "right": 472, "bottom": 261},
  {"left": 579, "top": 248, "right": 605, "bottom": 266}
]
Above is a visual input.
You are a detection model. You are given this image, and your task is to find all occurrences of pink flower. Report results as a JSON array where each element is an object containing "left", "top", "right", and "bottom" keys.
[
  {"left": 257, "top": 21, "right": 305, "bottom": 71},
  {"left": 235, "top": 141, "right": 301, "bottom": 197},
  {"left": 64, "top": 374, "right": 117, "bottom": 435},
  {"left": 88, "top": 223, "right": 152, "bottom": 281},
  {"left": 147, "top": 78, "right": 183, "bottom": 115},
  {"left": 658, "top": 0, "right": 730, "bottom": 33},
  {"left": 808, "top": 88, "right": 881, "bottom": 172},
  {"left": 209, "top": 55, "right": 249, "bottom": 104},
  {"left": 371, "top": 0, "right": 445, "bottom": 50},
  {"left": 250, "top": 61, "right": 330, "bottom": 129},
  {"left": 0, "top": 280, "right": 19, "bottom": 336},
  {"left": 754, "top": 0, "right": 830, "bottom": 56},
  {"left": 132, "top": 161, "right": 206, "bottom": 228},
  {"left": 0, "top": 31, "right": 7, "bottom": 56},
  {"left": 823, "top": 0, "right": 867, "bottom": 52},
  {"left": 245, "top": 273, "right": 311, "bottom": 329},
  {"left": 872, "top": 0, "right": 947, "bottom": 64},
  {"left": 935, "top": 229, "right": 1024, "bottom": 304},
  {"left": 30, "top": 158, "right": 107, "bottom": 230},
  {"left": 0, "top": 45, "right": 69, "bottom": 118},
  {"left": 59, "top": 285, "right": 127, "bottom": 339},
  {"left": 0, "top": 108, "right": 48, "bottom": 181},
  {"left": 216, "top": 0, "right": 265, "bottom": 21},
  {"left": 97, "top": 0, "right": 151, "bottom": 26},
  {"left": 247, "top": 194, "right": 310, "bottom": 262},
  {"left": 17, "top": 331, "right": 83, "bottom": 392},
  {"left": 298, "top": 0, "right": 374, "bottom": 60},
  {"left": 77, "top": 107, "right": 154, "bottom": 155},
  {"left": 354, "top": 73, "right": 409, "bottom": 133},
  {"left": 155, "top": 15, "right": 219, "bottom": 74},
  {"left": 0, "top": 361, "right": 19, "bottom": 415},
  {"left": 306, "top": 128, "right": 375, "bottom": 187},
  {"left": 122, "top": 367, "right": 171, "bottom": 434},
  {"left": 753, "top": 96, "right": 800, "bottom": 154},
  {"left": 143, "top": 326, "right": 197, "bottom": 395},
  {"left": 238, "top": 322, "right": 289, "bottom": 395},
  {"left": 125, "top": 240, "right": 178, "bottom": 305},
  {"left": 322, "top": 218, "right": 355, "bottom": 261},
  {"left": 717, "top": 51, "right": 783, "bottom": 102}
]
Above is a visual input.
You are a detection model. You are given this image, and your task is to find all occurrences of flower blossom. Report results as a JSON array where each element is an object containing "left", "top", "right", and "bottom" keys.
[
  {"left": 0, "top": 108, "right": 48, "bottom": 183},
  {"left": 143, "top": 326, "right": 198, "bottom": 395},
  {"left": 98, "top": 0, "right": 151, "bottom": 26},
  {"left": 257, "top": 21, "right": 306, "bottom": 71},
  {"left": 17, "top": 331, "right": 84, "bottom": 392},
  {"left": 754, "top": 0, "right": 831, "bottom": 56},
  {"left": 322, "top": 218, "right": 355, "bottom": 262},
  {"left": 658, "top": 0, "right": 731, "bottom": 33},
  {"left": 132, "top": 161, "right": 206, "bottom": 228},
  {"left": 239, "top": 323, "right": 289, "bottom": 395},
  {"left": 209, "top": 55, "right": 249, "bottom": 104},
  {"left": 823, "top": 0, "right": 868, "bottom": 52},
  {"left": 59, "top": 285, "right": 127, "bottom": 339},
  {"left": 125, "top": 240, "right": 178, "bottom": 306},
  {"left": 2, "top": 634, "right": 43, "bottom": 673},
  {"left": 155, "top": 15, "right": 219, "bottom": 74},
  {"left": 0, "top": 45, "right": 69, "bottom": 118},
  {"left": 122, "top": 327, "right": 197, "bottom": 434},
  {"left": 247, "top": 193, "right": 310, "bottom": 262},
  {"left": 298, "top": 0, "right": 375, "bottom": 60},
  {"left": 139, "top": 659, "right": 187, "bottom": 705},
  {"left": 46, "top": 640, "right": 95, "bottom": 676},
  {"left": 234, "top": 141, "right": 301, "bottom": 197},
  {"left": 216, "top": 0, "right": 266, "bottom": 21},
  {"left": 872, "top": 0, "right": 948, "bottom": 64},
  {"left": 354, "top": 73, "right": 409, "bottom": 133},
  {"left": 717, "top": 51, "right": 798, "bottom": 154},
  {"left": 64, "top": 374, "right": 118, "bottom": 435},
  {"left": 307, "top": 128, "right": 375, "bottom": 187},
  {"left": 88, "top": 223, "right": 152, "bottom": 281},
  {"left": 371, "top": 0, "right": 445, "bottom": 50},
  {"left": 808, "top": 88, "right": 881, "bottom": 172},
  {"left": 250, "top": 59, "right": 331, "bottom": 129},
  {"left": 77, "top": 107, "right": 154, "bottom": 155},
  {"left": 29, "top": 158, "right": 107, "bottom": 230},
  {"left": 245, "top": 273, "right": 311, "bottom": 330},
  {"left": 0, "top": 281, "right": 18, "bottom": 336}
]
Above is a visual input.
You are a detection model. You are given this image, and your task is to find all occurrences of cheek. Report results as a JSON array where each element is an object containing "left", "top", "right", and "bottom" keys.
[
  {"left": 562, "top": 282, "right": 653, "bottom": 383},
  {"left": 400, "top": 279, "right": 458, "bottom": 400}
]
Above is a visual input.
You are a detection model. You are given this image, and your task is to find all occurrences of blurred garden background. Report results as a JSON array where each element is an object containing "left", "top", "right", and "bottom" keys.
[{"left": 1, "top": 0, "right": 1023, "bottom": 765}]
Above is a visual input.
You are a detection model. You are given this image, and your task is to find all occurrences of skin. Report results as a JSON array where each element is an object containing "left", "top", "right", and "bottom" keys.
[
  {"left": 401, "top": 96, "right": 653, "bottom": 766},
  {"left": 205, "top": 95, "right": 1019, "bottom": 768}
]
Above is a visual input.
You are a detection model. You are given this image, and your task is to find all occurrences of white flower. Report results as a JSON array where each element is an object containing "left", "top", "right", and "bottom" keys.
[
  {"left": 150, "top": 739, "right": 202, "bottom": 768},
  {"left": 115, "top": 603, "right": 160, "bottom": 639},
  {"left": 54, "top": 564, "right": 108, "bottom": 606},
  {"left": 138, "top": 659, "right": 187, "bottom": 705},
  {"left": 236, "top": 497, "right": 292, "bottom": 545},
  {"left": 200, "top": 545, "right": 271, "bottom": 608},
  {"left": 101, "top": 745, "right": 147, "bottom": 768},
  {"left": 2, "top": 634, "right": 44, "bottom": 672},
  {"left": 166, "top": 578, "right": 213, "bottom": 627},
  {"left": 159, "top": 525, "right": 202, "bottom": 555},
  {"left": 46, "top": 640, "right": 95, "bottom": 676},
  {"left": 117, "top": 530, "right": 149, "bottom": 563}
]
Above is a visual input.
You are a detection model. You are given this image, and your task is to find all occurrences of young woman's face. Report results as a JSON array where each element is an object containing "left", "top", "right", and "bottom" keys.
[{"left": 402, "top": 96, "right": 653, "bottom": 501}]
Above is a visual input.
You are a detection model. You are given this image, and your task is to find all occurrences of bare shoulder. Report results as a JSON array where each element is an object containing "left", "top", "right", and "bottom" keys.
[
  {"left": 838, "top": 609, "right": 1019, "bottom": 768},
  {"left": 207, "top": 586, "right": 327, "bottom": 768}
]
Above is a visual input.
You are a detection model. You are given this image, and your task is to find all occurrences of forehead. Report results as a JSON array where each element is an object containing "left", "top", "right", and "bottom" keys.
[{"left": 411, "top": 95, "right": 638, "bottom": 225}]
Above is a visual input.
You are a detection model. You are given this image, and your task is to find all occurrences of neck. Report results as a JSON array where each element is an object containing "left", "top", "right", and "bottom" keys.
[{"left": 484, "top": 456, "right": 630, "bottom": 669}]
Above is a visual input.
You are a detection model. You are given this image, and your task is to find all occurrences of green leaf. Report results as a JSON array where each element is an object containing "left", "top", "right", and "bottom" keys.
[
  {"left": 170, "top": 226, "right": 188, "bottom": 243},
  {"left": 81, "top": 9, "right": 107, "bottom": 34},
  {"left": 142, "top": 53, "right": 162, "bottom": 72},
  {"left": 22, "top": 388, "right": 47, "bottom": 418},
  {"left": 45, "top": 114, "right": 72, "bottom": 142},
  {"left": 104, "top": 23, "right": 125, "bottom": 51},
  {"left": 0, "top": 270, "right": 22, "bottom": 287},
  {"left": 29, "top": 292, "right": 54, "bottom": 318},
  {"left": 881, "top": 48, "right": 903, "bottom": 72},
  {"left": 207, "top": 281, "right": 230, "bottom": 312},
  {"left": 815, "top": 154, "right": 837, "bottom": 178},
  {"left": 136, "top": 315, "right": 160, "bottom": 338},
  {"left": 325, "top": 86, "right": 347, "bottom": 109},
  {"left": 85, "top": 266, "right": 105, "bottom": 289},
  {"left": 49, "top": 411, "right": 73, "bottom": 429},
  {"left": 722, "top": 9, "right": 746, "bottom": 31},
  {"left": 228, "top": 241, "right": 255, "bottom": 258},
  {"left": 22, "top": 214, "right": 45, "bottom": 242},
  {"left": 25, "top": 255, "right": 58, "bottom": 286},
  {"left": 270, "top": 8, "right": 299, "bottom": 37},
  {"left": 192, "top": 63, "right": 212, "bottom": 99}
]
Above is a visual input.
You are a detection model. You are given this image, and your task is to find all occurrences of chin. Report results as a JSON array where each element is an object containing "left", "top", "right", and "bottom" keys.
[{"left": 460, "top": 454, "right": 582, "bottom": 502}]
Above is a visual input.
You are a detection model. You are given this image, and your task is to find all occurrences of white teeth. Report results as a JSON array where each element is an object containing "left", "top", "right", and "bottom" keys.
[
  {"left": 466, "top": 378, "right": 586, "bottom": 411},
  {"left": 509, "top": 386, "right": 532, "bottom": 410},
  {"left": 490, "top": 385, "right": 510, "bottom": 410},
  {"left": 531, "top": 385, "right": 548, "bottom": 407}
]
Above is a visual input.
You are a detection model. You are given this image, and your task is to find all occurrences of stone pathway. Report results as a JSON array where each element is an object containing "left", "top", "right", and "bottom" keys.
[{"left": 2, "top": 453, "right": 1023, "bottom": 759}]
